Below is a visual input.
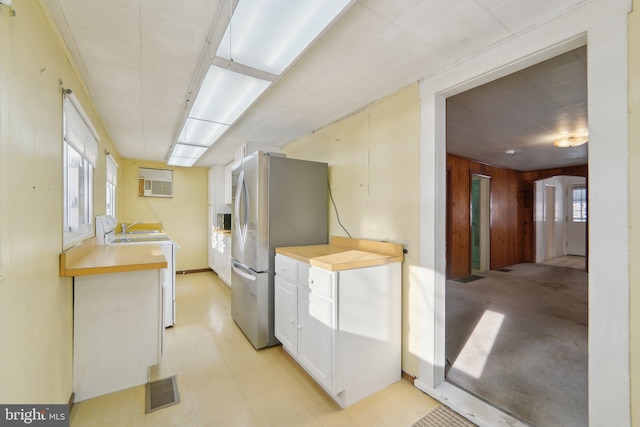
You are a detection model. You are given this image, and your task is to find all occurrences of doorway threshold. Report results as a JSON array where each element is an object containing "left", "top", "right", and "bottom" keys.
[{"left": 414, "top": 380, "right": 529, "bottom": 427}]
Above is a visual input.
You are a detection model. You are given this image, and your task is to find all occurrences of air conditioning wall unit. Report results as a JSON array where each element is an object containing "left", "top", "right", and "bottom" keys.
[{"left": 139, "top": 167, "right": 173, "bottom": 198}]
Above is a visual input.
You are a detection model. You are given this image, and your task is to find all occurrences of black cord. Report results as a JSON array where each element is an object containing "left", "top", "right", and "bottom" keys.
[{"left": 328, "top": 180, "right": 352, "bottom": 238}]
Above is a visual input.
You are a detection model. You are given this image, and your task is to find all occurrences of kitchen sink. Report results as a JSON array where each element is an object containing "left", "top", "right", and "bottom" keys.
[{"left": 108, "top": 235, "right": 172, "bottom": 244}]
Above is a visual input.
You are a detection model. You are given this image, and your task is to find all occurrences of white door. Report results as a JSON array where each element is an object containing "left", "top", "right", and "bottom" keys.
[
  {"left": 545, "top": 186, "right": 556, "bottom": 259},
  {"left": 566, "top": 184, "right": 587, "bottom": 256}
]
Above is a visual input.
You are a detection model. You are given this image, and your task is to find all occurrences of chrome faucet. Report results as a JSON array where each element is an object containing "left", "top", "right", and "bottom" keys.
[{"left": 121, "top": 221, "right": 142, "bottom": 234}]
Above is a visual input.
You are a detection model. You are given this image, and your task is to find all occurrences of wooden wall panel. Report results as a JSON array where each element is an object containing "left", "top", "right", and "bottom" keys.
[
  {"left": 489, "top": 166, "right": 524, "bottom": 270},
  {"left": 446, "top": 154, "right": 524, "bottom": 278},
  {"left": 447, "top": 156, "right": 472, "bottom": 279}
]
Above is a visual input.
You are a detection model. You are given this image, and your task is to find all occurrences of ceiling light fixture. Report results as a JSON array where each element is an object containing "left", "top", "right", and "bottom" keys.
[
  {"left": 216, "top": 0, "right": 352, "bottom": 75},
  {"left": 167, "top": 143, "right": 209, "bottom": 167},
  {"left": 168, "top": 0, "right": 353, "bottom": 167},
  {"left": 167, "top": 66, "right": 271, "bottom": 166},
  {"left": 553, "top": 135, "right": 589, "bottom": 148}
]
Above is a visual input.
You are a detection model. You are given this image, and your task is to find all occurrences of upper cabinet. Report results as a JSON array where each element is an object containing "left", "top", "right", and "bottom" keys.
[
  {"left": 224, "top": 162, "right": 234, "bottom": 205},
  {"left": 209, "top": 165, "right": 231, "bottom": 211}
]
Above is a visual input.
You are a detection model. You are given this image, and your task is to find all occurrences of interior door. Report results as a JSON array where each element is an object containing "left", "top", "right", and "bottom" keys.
[
  {"left": 566, "top": 184, "right": 587, "bottom": 256},
  {"left": 545, "top": 185, "right": 556, "bottom": 259},
  {"left": 471, "top": 178, "right": 481, "bottom": 271},
  {"left": 470, "top": 174, "right": 490, "bottom": 272}
]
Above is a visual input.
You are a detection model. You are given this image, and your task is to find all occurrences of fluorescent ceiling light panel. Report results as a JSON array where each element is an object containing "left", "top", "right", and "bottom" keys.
[
  {"left": 167, "top": 143, "right": 209, "bottom": 167},
  {"left": 216, "top": 0, "right": 351, "bottom": 75},
  {"left": 171, "top": 143, "right": 209, "bottom": 159},
  {"left": 189, "top": 65, "right": 271, "bottom": 125},
  {"left": 167, "top": 156, "right": 197, "bottom": 167},
  {"left": 179, "top": 118, "right": 229, "bottom": 146}
]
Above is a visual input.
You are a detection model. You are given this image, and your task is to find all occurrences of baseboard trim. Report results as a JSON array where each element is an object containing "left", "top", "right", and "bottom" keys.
[
  {"left": 402, "top": 371, "right": 416, "bottom": 384},
  {"left": 175, "top": 268, "right": 213, "bottom": 275}
]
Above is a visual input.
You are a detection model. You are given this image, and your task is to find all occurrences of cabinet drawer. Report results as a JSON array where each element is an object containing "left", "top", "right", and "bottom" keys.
[
  {"left": 309, "top": 268, "right": 333, "bottom": 299},
  {"left": 275, "top": 255, "right": 299, "bottom": 282}
]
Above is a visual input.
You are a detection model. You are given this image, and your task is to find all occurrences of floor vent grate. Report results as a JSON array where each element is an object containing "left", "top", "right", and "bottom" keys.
[
  {"left": 496, "top": 268, "right": 513, "bottom": 272},
  {"left": 145, "top": 376, "right": 180, "bottom": 413},
  {"left": 454, "top": 275, "right": 484, "bottom": 283},
  {"left": 413, "top": 405, "right": 477, "bottom": 426}
]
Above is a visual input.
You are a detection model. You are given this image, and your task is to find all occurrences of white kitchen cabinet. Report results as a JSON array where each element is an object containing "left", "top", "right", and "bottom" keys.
[
  {"left": 212, "top": 231, "right": 231, "bottom": 286},
  {"left": 74, "top": 269, "right": 163, "bottom": 401},
  {"left": 224, "top": 162, "right": 233, "bottom": 205},
  {"left": 298, "top": 286, "right": 334, "bottom": 391},
  {"left": 208, "top": 206, "right": 215, "bottom": 270},
  {"left": 274, "top": 276, "right": 298, "bottom": 354},
  {"left": 274, "top": 253, "right": 401, "bottom": 408}
]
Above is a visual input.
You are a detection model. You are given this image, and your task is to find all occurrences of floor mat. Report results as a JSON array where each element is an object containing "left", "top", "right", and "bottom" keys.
[
  {"left": 145, "top": 376, "right": 180, "bottom": 413},
  {"left": 413, "top": 405, "right": 477, "bottom": 426},
  {"left": 454, "top": 275, "right": 484, "bottom": 283},
  {"left": 496, "top": 268, "right": 512, "bottom": 272}
]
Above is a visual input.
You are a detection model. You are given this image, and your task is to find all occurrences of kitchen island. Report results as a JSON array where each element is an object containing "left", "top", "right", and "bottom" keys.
[
  {"left": 60, "top": 238, "right": 167, "bottom": 401},
  {"left": 275, "top": 236, "right": 403, "bottom": 408}
]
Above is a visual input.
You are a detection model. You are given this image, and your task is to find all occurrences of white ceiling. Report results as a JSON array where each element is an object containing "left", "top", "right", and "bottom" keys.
[
  {"left": 42, "top": 0, "right": 589, "bottom": 169},
  {"left": 447, "top": 46, "right": 587, "bottom": 171}
]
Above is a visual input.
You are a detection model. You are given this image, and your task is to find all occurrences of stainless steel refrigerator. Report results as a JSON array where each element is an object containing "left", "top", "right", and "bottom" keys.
[{"left": 231, "top": 151, "right": 328, "bottom": 349}]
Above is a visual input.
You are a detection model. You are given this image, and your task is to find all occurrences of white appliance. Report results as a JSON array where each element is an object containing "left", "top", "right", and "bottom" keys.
[
  {"left": 95, "top": 215, "right": 177, "bottom": 327},
  {"left": 231, "top": 152, "right": 328, "bottom": 349}
]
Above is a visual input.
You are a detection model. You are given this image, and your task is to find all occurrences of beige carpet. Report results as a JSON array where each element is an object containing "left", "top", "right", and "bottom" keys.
[
  {"left": 446, "top": 263, "right": 588, "bottom": 426},
  {"left": 543, "top": 255, "right": 586, "bottom": 270}
]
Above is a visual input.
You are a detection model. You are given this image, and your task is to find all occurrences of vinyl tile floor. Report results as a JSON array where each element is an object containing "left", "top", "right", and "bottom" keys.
[{"left": 70, "top": 272, "right": 440, "bottom": 427}]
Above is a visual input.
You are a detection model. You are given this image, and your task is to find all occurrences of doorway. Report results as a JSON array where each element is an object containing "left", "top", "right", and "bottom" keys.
[
  {"left": 443, "top": 48, "right": 590, "bottom": 425},
  {"left": 470, "top": 174, "right": 490, "bottom": 273},
  {"left": 535, "top": 176, "right": 587, "bottom": 270},
  {"left": 544, "top": 185, "right": 556, "bottom": 259},
  {"left": 567, "top": 183, "right": 587, "bottom": 256},
  {"left": 417, "top": 2, "right": 631, "bottom": 425}
]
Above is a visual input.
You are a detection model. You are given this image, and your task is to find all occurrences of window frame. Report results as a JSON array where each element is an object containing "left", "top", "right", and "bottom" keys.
[
  {"left": 63, "top": 92, "right": 99, "bottom": 248},
  {"left": 106, "top": 154, "right": 118, "bottom": 217},
  {"left": 571, "top": 185, "right": 588, "bottom": 223}
]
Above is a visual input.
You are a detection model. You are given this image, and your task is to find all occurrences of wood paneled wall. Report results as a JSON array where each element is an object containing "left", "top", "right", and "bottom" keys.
[
  {"left": 446, "top": 155, "right": 588, "bottom": 278},
  {"left": 446, "top": 154, "right": 524, "bottom": 279}
]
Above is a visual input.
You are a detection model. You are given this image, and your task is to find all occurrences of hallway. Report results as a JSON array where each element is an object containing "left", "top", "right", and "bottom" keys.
[{"left": 446, "top": 263, "right": 588, "bottom": 426}]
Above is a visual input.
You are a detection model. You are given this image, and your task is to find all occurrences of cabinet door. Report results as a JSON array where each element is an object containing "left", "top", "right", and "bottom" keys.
[
  {"left": 298, "top": 287, "right": 333, "bottom": 390},
  {"left": 275, "top": 277, "right": 298, "bottom": 356},
  {"left": 224, "top": 163, "right": 233, "bottom": 205}
]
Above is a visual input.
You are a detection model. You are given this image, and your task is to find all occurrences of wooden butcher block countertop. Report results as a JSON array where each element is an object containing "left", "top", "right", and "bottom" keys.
[
  {"left": 60, "top": 237, "right": 167, "bottom": 277},
  {"left": 276, "top": 236, "right": 404, "bottom": 271}
]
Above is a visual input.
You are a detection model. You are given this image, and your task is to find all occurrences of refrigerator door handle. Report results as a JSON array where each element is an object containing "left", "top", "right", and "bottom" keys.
[
  {"left": 235, "top": 169, "right": 248, "bottom": 249},
  {"left": 232, "top": 262, "right": 257, "bottom": 282}
]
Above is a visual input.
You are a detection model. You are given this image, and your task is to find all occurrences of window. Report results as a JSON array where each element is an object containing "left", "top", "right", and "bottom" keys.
[
  {"left": 63, "top": 93, "right": 98, "bottom": 248},
  {"left": 571, "top": 185, "right": 587, "bottom": 223},
  {"left": 106, "top": 154, "right": 118, "bottom": 217}
]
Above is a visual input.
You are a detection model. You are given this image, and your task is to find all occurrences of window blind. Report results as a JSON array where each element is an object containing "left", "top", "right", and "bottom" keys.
[
  {"left": 106, "top": 154, "right": 118, "bottom": 185},
  {"left": 63, "top": 93, "right": 98, "bottom": 166}
]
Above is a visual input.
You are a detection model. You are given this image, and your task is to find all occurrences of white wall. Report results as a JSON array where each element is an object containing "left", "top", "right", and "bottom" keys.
[
  {"left": 534, "top": 176, "right": 586, "bottom": 262},
  {"left": 284, "top": 84, "right": 422, "bottom": 375}
]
